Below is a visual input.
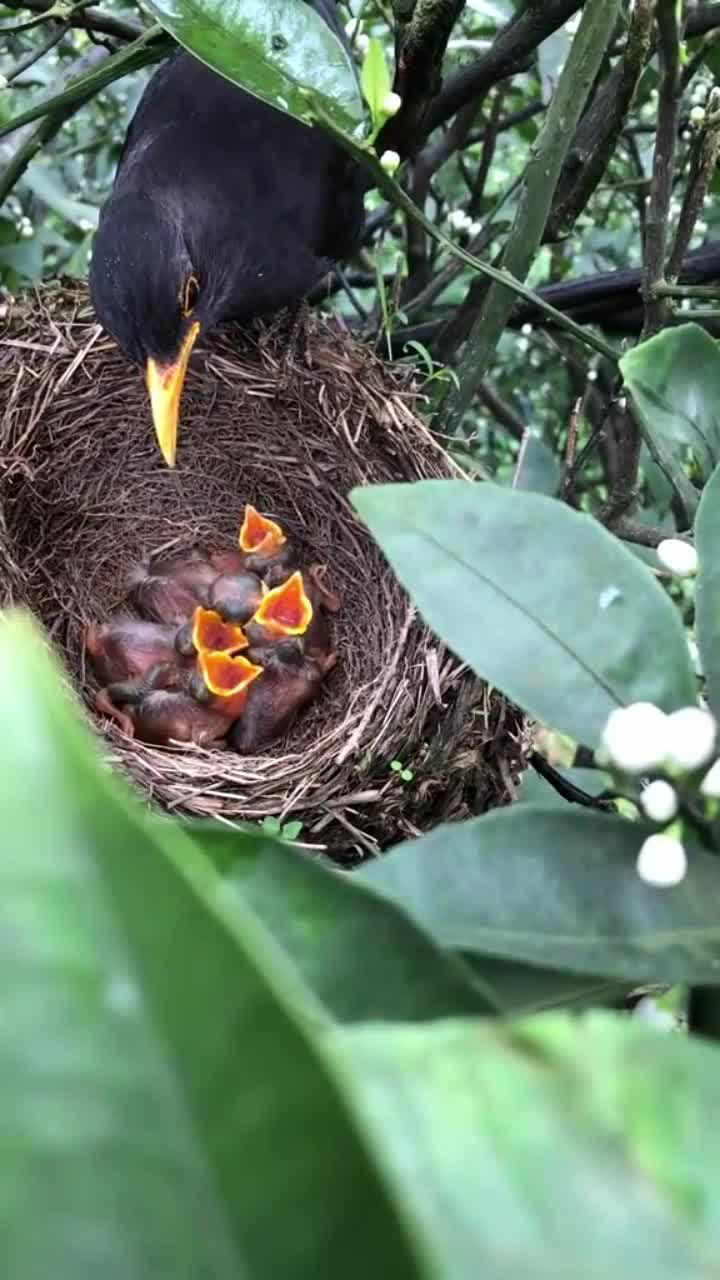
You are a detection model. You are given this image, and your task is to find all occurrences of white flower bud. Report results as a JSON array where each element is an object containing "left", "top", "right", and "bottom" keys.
[
  {"left": 700, "top": 758, "right": 720, "bottom": 798},
  {"left": 657, "top": 538, "right": 698, "bottom": 577},
  {"left": 0, "top": 73, "right": 8, "bottom": 90},
  {"left": 380, "top": 149, "right": 400, "bottom": 175},
  {"left": 637, "top": 834, "right": 687, "bottom": 888},
  {"left": 521, "top": 322, "right": 533, "bottom": 336},
  {"left": 356, "top": 33, "right": 370, "bottom": 55},
  {"left": 640, "top": 779, "right": 678, "bottom": 823},
  {"left": 382, "top": 91, "right": 402, "bottom": 117},
  {"left": 448, "top": 209, "right": 471, "bottom": 231},
  {"left": 690, "top": 105, "right": 706, "bottom": 123},
  {"left": 632, "top": 995, "right": 677, "bottom": 1030},
  {"left": 666, "top": 706, "right": 716, "bottom": 771},
  {"left": 601, "top": 702, "right": 671, "bottom": 773}
]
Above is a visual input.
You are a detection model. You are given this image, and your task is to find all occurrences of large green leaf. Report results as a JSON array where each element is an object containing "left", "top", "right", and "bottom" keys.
[
  {"left": 182, "top": 823, "right": 499, "bottom": 1019},
  {"left": 352, "top": 480, "right": 695, "bottom": 748},
  {"left": 620, "top": 324, "right": 720, "bottom": 503},
  {"left": 141, "top": 0, "right": 364, "bottom": 132},
  {"left": 695, "top": 462, "right": 720, "bottom": 718},
  {"left": 0, "top": 614, "right": 422, "bottom": 1279},
  {"left": 329, "top": 1012, "right": 720, "bottom": 1277},
  {"left": 357, "top": 805, "right": 720, "bottom": 984}
]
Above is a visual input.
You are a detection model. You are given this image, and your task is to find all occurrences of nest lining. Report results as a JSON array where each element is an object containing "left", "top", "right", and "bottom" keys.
[{"left": 0, "top": 280, "right": 526, "bottom": 855}]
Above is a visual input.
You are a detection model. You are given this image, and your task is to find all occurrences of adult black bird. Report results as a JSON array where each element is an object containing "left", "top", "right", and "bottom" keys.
[{"left": 90, "top": 0, "right": 364, "bottom": 467}]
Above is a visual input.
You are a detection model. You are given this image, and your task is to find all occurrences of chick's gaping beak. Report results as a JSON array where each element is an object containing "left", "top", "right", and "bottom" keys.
[{"left": 145, "top": 320, "right": 200, "bottom": 466}]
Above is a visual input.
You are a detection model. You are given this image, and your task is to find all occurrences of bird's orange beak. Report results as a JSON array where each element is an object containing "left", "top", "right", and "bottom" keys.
[
  {"left": 192, "top": 607, "right": 248, "bottom": 655},
  {"left": 145, "top": 320, "right": 200, "bottom": 466},
  {"left": 251, "top": 570, "right": 313, "bottom": 636},
  {"left": 199, "top": 651, "right": 264, "bottom": 697},
  {"left": 239, "top": 503, "right": 287, "bottom": 557}
]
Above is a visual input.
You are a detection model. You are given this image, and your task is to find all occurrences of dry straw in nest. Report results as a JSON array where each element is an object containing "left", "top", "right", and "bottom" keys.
[{"left": 0, "top": 279, "right": 526, "bottom": 857}]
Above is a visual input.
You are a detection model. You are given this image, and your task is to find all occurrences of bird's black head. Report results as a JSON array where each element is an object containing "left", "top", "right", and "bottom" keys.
[{"left": 90, "top": 191, "right": 212, "bottom": 466}]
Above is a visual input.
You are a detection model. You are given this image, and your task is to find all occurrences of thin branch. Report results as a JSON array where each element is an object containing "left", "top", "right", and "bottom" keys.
[
  {"left": 0, "top": 0, "right": 143, "bottom": 42},
  {"left": 546, "top": 0, "right": 653, "bottom": 240},
  {"left": 438, "top": 0, "right": 621, "bottom": 435},
  {"left": 425, "top": 0, "right": 583, "bottom": 135},
  {"left": 311, "top": 102, "right": 620, "bottom": 364},
  {"left": 0, "top": 26, "right": 170, "bottom": 142},
  {"left": 0, "top": 44, "right": 110, "bottom": 206},
  {"left": 5, "top": 20, "right": 71, "bottom": 84},
  {"left": 642, "top": 0, "right": 682, "bottom": 336},
  {"left": 668, "top": 95, "right": 720, "bottom": 279}
]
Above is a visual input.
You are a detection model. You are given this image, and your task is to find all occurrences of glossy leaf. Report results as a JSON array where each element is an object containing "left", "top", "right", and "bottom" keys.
[
  {"left": 352, "top": 480, "right": 695, "bottom": 748},
  {"left": 179, "top": 823, "right": 499, "bottom": 1019},
  {"left": 358, "top": 805, "right": 720, "bottom": 984},
  {"left": 620, "top": 324, "right": 720, "bottom": 503},
  {"left": 142, "top": 0, "right": 364, "bottom": 133},
  {"left": 695, "top": 462, "right": 720, "bottom": 718},
  {"left": 458, "top": 953, "right": 628, "bottom": 1014},
  {"left": 330, "top": 1012, "right": 720, "bottom": 1277},
  {"left": 0, "top": 614, "right": 421, "bottom": 1279}
]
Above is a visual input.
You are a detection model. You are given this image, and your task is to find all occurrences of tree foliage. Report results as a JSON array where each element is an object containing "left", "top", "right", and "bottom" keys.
[{"left": 5, "top": 1, "right": 720, "bottom": 1273}]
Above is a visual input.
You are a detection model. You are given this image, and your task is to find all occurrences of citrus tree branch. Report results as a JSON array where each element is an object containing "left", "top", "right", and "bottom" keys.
[{"left": 437, "top": 0, "right": 621, "bottom": 436}]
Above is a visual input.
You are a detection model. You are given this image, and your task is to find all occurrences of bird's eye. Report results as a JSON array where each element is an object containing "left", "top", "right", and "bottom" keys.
[{"left": 181, "top": 274, "right": 200, "bottom": 316}]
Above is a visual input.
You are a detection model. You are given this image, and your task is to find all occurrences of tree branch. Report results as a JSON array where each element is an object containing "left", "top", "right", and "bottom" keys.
[
  {"left": 642, "top": 0, "right": 682, "bottom": 336},
  {"left": 437, "top": 0, "right": 620, "bottom": 435},
  {"left": 0, "top": 0, "right": 143, "bottom": 42},
  {"left": 546, "top": 0, "right": 653, "bottom": 240},
  {"left": 0, "top": 46, "right": 110, "bottom": 206},
  {"left": 378, "top": 0, "right": 466, "bottom": 158},
  {"left": 424, "top": 0, "right": 583, "bottom": 136}
]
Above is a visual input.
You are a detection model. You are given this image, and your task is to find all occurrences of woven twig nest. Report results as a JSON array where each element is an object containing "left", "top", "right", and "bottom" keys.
[{"left": 0, "top": 280, "right": 526, "bottom": 855}]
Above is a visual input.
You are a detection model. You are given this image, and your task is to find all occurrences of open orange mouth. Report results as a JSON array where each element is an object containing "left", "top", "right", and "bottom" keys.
[
  {"left": 199, "top": 651, "right": 264, "bottom": 698},
  {"left": 239, "top": 503, "right": 287, "bottom": 558},
  {"left": 251, "top": 570, "right": 313, "bottom": 636},
  {"left": 191, "top": 607, "right": 248, "bottom": 655}
]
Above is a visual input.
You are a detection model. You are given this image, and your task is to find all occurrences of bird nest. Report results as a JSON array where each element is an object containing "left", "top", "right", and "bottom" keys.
[{"left": 0, "top": 279, "right": 526, "bottom": 857}]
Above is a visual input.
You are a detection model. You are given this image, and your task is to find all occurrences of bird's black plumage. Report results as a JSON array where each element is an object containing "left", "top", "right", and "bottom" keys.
[{"left": 90, "top": 2, "right": 364, "bottom": 460}]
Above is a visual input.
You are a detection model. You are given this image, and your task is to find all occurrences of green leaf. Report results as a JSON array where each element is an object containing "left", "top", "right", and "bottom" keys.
[
  {"left": 282, "top": 819, "right": 304, "bottom": 841},
  {"left": 357, "top": 804, "right": 720, "bottom": 984},
  {"left": 360, "top": 36, "right": 391, "bottom": 128},
  {"left": 458, "top": 954, "right": 629, "bottom": 1014},
  {"left": 141, "top": 0, "right": 364, "bottom": 133},
  {"left": 0, "top": 614, "right": 422, "bottom": 1279},
  {"left": 695, "top": 462, "right": 720, "bottom": 717},
  {"left": 620, "top": 324, "right": 720, "bottom": 506},
  {"left": 352, "top": 480, "right": 695, "bottom": 748},
  {"left": 329, "top": 1012, "right": 720, "bottom": 1277},
  {"left": 261, "top": 814, "right": 282, "bottom": 835},
  {"left": 189, "top": 824, "right": 498, "bottom": 1019}
]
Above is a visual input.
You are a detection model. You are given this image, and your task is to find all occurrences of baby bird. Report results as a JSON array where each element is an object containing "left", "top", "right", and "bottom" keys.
[
  {"left": 209, "top": 505, "right": 298, "bottom": 582},
  {"left": 125, "top": 689, "right": 232, "bottom": 746},
  {"left": 207, "top": 570, "right": 266, "bottom": 624},
  {"left": 196, "top": 650, "right": 265, "bottom": 721},
  {"left": 175, "top": 606, "right": 248, "bottom": 659},
  {"left": 245, "top": 567, "right": 340, "bottom": 663},
  {"left": 85, "top": 616, "right": 183, "bottom": 684},
  {"left": 230, "top": 641, "right": 337, "bottom": 753},
  {"left": 126, "top": 548, "right": 217, "bottom": 624}
]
